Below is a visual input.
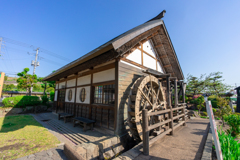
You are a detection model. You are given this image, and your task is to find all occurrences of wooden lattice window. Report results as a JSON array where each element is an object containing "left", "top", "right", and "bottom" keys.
[
  {"left": 68, "top": 89, "right": 72, "bottom": 101},
  {"left": 80, "top": 88, "right": 86, "bottom": 102},
  {"left": 94, "top": 84, "right": 115, "bottom": 105}
]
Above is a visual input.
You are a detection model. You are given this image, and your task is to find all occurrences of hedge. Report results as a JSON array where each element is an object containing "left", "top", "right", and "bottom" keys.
[{"left": 2, "top": 96, "right": 41, "bottom": 108}]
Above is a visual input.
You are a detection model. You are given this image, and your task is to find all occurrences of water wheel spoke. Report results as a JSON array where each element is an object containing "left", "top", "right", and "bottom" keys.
[
  {"left": 138, "top": 87, "right": 153, "bottom": 107},
  {"left": 129, "top": 75, "right": 166, "bottom": 141}
]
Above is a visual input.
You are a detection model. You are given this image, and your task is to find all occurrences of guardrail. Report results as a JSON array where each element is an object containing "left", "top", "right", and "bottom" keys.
[{"left": 142, "top": 103, "right": 187, "bottom": 155}]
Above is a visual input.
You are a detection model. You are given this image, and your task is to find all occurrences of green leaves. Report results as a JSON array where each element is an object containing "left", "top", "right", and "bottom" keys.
[
  {"left": 186, "top": 72, "right": 231, "bottom": 96},
  {"left": 224, "top": 114, "right": 240, "bottom": 137},
  {"left": 17, "top": 68, "right": 38, "bottom": 95},
  {"left": 218, "top": 129, "right": 240, "bottom": 160}
]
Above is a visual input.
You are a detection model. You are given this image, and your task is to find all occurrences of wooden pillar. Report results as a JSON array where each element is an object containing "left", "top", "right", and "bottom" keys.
[
  {"left": 174, "top": 79, "right": 178, "bottom": 108},
  {"left": 182, "top": 82, "right": 186, "bottom": 126},
  {"left": 74, "top": 75, "right": 78, "bottom": 116},
  {"left": 114, "top": 59, "right": 119, "bottom": 134},
  {"left": 167, "top": 76, "right": 173, "bottom": 135},
  {"left": 142, "top": 109, "right": 149, "bottom": 155},
  {"left": 90, "top": 73, "right": 94, "bottom": 119}
]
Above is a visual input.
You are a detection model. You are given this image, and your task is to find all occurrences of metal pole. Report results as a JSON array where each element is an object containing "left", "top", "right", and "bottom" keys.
[{"left": 142, "top": 109, "right": 149, "bottom": 155}]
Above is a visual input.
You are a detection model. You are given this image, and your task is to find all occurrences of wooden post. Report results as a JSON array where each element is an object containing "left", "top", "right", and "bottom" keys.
[
  {"left": 167, "top": 76, "right": 174, "bottom": 135},
  {"left": 182, "top": 83, "right": 186, "bottom": 126},
  {"left": 142, "top": 109, "right": 149, "bottom": 155},
  {"left": 174, "top": 79, "right": 178, "bottom": 108}
]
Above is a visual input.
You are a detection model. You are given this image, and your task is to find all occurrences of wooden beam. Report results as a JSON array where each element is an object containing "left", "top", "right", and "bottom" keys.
[
  {"left": 164, "top": 64, "right": 172, "bottom": 68},
  {"left": 121, "top": 57, "right": 147, "bottom": 70},
  {"left": 155, "top": 44, "right": 163, "bottom": 48},
  {"left": 137, "top": 47, "right": 157, "bottom": 60},
  {"left": 159, "top": 54, "right": 167, "bottom": 59},
  {"left": 140, "top": 42, "right": 143, "bottom": 65}
]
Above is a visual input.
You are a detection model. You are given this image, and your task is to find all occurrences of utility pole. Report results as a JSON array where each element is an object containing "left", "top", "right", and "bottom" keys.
[
  {"left": 31, "top": 48, "right": 40, "bottom": 75},
  {"left": 30, "top": 48, "right": 40, "bottom": 93}
]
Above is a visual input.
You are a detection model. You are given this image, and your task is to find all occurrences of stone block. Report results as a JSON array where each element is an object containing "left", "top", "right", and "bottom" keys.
[
  {"left": 76, "top": 145, "right": 87, "bottom": 160},
  {"left": 80, "top": 143, "right": 99, "bottom": 160}
]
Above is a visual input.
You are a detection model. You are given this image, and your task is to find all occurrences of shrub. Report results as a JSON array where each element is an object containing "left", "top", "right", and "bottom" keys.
[
  {"left": 200, "top": 116, "right": 209, "bottom": 119},
  {"left": 193, "top": 94, "right": 201, "bottom": 99},
  {"left": 208, "top": 95, "right": 218, "bottom": 108},
  {"left": 212, "top": 108, "right": 216, "bottom": 113},
  {"left": 2, "top": 96, "right": 41, "bottom": 108},
  {"left": 202, "top": 111, "right": 208, "bottom": 116},
  {"left": 41, "top": 95, "right": 49, "bottom": 104},
  {"left": 218, "top": 129, "right": 240, "bottom": 159},
  {"left": 50, "top": 91, "right": 55, "bottom": 101},
  {"left": 224, "top": 114, "right": 240, "bottom": 137}
]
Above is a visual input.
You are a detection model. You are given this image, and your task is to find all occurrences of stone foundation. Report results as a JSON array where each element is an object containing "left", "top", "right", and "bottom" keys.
[{"left": 63, "top": 135, "right": 136, "bottom": 160}]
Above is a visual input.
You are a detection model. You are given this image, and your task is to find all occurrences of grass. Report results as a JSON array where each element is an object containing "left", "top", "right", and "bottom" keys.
[{"left": 0, "top": 115, "right": 60, "bottom": 160}]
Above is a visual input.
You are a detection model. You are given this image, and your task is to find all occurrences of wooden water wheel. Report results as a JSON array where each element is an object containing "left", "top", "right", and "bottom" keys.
[{"left": 128, "top": 75, "right": 167, "bottom": 141}]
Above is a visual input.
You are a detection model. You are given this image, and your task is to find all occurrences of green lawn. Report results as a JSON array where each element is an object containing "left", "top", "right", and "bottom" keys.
[{"left": 0, "top": 115, "right": 60, "bottom": 160}]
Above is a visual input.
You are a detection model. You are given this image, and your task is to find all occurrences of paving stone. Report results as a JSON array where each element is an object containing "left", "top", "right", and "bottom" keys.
[{"left": 47, "top": 150, "right": 54, "bottom": 157}]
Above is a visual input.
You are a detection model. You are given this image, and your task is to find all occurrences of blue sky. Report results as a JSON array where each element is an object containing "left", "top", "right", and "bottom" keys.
[{"left": 0, "top": 0, "right": 240, "bottom": 87}]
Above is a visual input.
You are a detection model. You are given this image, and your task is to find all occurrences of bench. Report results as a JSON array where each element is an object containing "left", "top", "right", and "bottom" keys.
[
  {"left": 73, "top": 117, "right": 95, "bottom": 131},
  {"left": 58, "top": 113, "right": 74, "bottom": 123}
]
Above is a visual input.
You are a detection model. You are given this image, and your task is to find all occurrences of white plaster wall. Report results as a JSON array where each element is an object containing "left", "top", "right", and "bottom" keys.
[
  {"left": 77, "top": 75, "right": 91, "bottom": 86},
  {"left": 93, "top": 68, "right": 115, "bottom": 83},
  {"left": 143, "top": 40, "right": 155, "bottom": 57},
  {"left": 54, "top": 90, "right": 58, "bottom": 101},
  {"left": 67, "top": 79, "right": 76, "bottom": 88},
  {"left": 55, "top": 83, "right": 58, "bottom": 89},
  {"left": 157, "top": 62, "right": 164, "bottom": 73},
  {"left": 65, "top": 88, "right": 75, "bottom": 103},
  {"left": 76, "top": 86, "right": 90, "bottom": 104},
  {"left": 120, "top": 60, "right": 142, "bottom": 70},
  {"left": 126, "top": 49, "right": 141, "bottom": 64},
  {"left": 143, "top": 53, "right": 157, "bottom": 70},
  {"left": 59, "top": 82, "right": 66, "bottom": 89}
]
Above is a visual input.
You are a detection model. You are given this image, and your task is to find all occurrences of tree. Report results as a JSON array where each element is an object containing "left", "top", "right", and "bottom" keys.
[
  {"left": 196, "top": 96, "right": 205, "bottom": 115},
  {"left": 205, "top": 72, "right": 230, "bottom": 95},
  {"left": 2, "top": 84, "right": 15, "bottom": 91},
  {"left": 38, "top": 77, "right": 55, "bottom": 95},
  {"left": 4, "top": 75, "right": 8, "bottom": 81},
  {"left": 186, "top": 74, "right": 205, "bottom": 96},
  {"left": 17, "top": 68, "right": 37, "bottom": 96},
  {"left": 215, "top": 96, "right": 232, "bottom": 126},
  {"left": 186, "top": 72, "right": 231, "bottom": 96}
]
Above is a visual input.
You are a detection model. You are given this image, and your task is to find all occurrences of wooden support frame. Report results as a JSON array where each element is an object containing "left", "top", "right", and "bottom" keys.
[
  {"left": 142, "top": 103, "right": 187, "bottom": 155},
  {"left": 166, "top": 76, "right": 174, "bottom": 135}
]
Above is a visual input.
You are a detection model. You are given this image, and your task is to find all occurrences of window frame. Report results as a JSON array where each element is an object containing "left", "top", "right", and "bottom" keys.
[{"left": 93, "top": 82, "right": 115, "bottom": 106}]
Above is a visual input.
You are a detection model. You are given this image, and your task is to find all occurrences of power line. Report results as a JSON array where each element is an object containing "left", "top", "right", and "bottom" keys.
[{"left": 1, "top": 36, "right": 72, "bottom": 62}]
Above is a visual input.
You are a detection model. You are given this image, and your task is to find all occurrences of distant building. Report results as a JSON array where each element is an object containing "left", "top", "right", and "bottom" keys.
[{"left": 235, "top": 86, "right": 240, "bottom": 113}]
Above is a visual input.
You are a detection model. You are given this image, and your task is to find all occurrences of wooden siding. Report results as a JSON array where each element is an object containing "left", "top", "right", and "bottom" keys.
[
  {"left": 63, "top": 103, "right": 114, "bottom": 131},
  {"left": 116, "top": 61, "right": 147, "bottom": 135}
]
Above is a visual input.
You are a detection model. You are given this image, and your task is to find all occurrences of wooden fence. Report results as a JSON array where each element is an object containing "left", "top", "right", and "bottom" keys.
[
  {"left": 142, "top": 103, "right": 187, "bottom": 155},
  {"left": 2, "top": 91, "right": 49, "bottom": 97}
]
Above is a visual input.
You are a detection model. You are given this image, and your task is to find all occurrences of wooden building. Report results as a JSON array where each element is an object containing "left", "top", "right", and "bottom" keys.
[{"left": 43, "top": 10, "right": 185, "bottom": 139}]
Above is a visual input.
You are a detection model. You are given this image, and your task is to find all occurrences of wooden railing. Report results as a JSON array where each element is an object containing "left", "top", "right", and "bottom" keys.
[{"left": 142, "top": 103, "right": 187, "bottom": 155}]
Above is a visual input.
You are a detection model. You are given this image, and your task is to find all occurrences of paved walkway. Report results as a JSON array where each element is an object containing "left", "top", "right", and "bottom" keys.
[
  {"left": 16, "top": 145, "right": 67, "bottom": 160},
  {"left": 135, "top": 118, "right": 210, "bottom": 160}
]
